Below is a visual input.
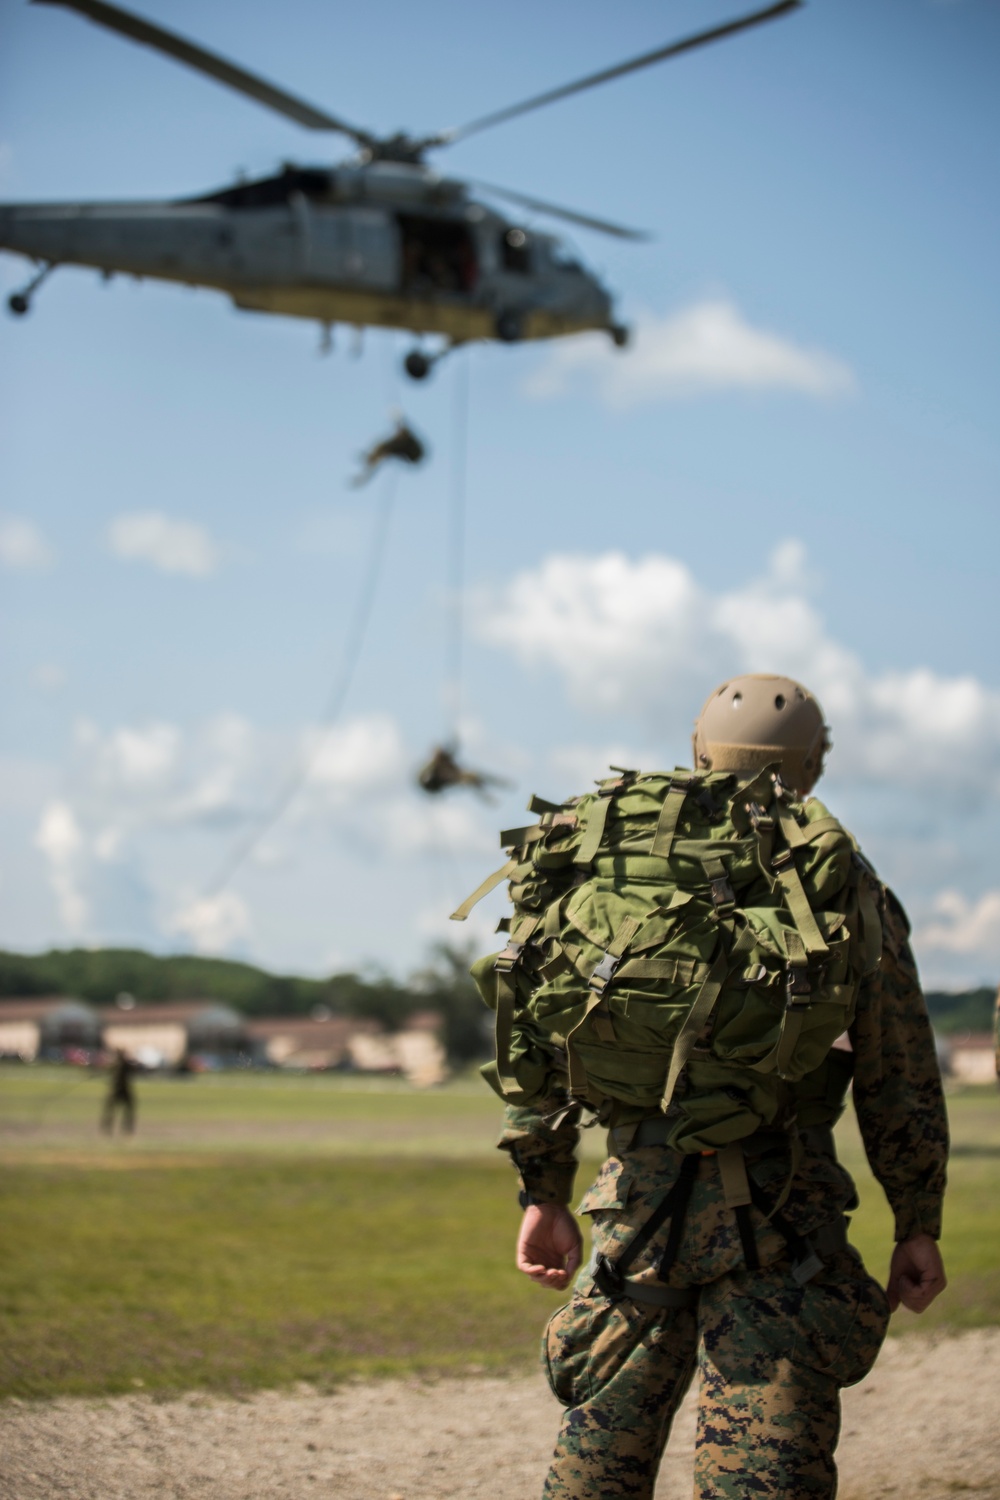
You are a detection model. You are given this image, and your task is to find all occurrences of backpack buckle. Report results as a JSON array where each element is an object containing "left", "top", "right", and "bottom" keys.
[
  {"left": 494, "top": 941, "right": 525, "bottom": 974},
  {"left": 592, "top": 1252, "right": 625, "bottom": 1302},
  {"left": 709, "top": 874, "right": 736, "bottom": 914},
  {"left": 746, "top": 800, "right": 774, "bottom": 832},
  {"left": 589, "top": 950, "right": 621, "bottom": 994},
  {"left": 785, "top": 965, "right": 812, "bottom": 1007}
]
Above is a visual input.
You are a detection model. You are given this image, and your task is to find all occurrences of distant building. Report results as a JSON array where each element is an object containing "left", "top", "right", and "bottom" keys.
[
  {"left": 0, "top": 996, "right": 448, "bottom": 1084},
  {"left": 97, "top": 1001, "right": 251, "bottom": 1068},
  {"left": 942, "top": 1032, "right": 997, "bottom": 1087},
  {"left": 245, "top": 1014, "right": 380, "bottom": 1071},
  {"left": 347, "top": 1009, "right": 448, "bottom": 1088},
  {"left": 247, "top": 1010, "right": 447, "bottom": 1087},
  {"left": 0, "top": 997, "right": 100, "bottom": 1060}
]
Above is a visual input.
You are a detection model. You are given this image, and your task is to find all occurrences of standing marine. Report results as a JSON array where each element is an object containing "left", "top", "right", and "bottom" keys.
[
  {"left": 101, "top": 1047, "right": 138, "bottom": 1135},
  {"left": 454, "top": 673, "right": 948, "bottom": 1500}
]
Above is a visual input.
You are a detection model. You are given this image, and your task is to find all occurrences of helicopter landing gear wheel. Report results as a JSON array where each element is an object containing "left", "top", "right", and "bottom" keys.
[
  {"left": 404, "top": 350, "right": 431, "bottom": 380},
  {"left": 7, "top": 262, "right": 56, "bottom": 318},
  {"left": 495, "top": 310, "right": 523, "bottom": 343}
]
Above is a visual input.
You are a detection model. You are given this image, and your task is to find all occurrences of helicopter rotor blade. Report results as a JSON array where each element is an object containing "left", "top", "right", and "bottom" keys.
[
  {"left": 427, "top": 0, "right": 803, "bottom": 149},
  {"left": 31, "top": 0, "right": 377, "bottom": 145},
  {"left": 472, "top": 181, "right": 650, "bottom": 241}
]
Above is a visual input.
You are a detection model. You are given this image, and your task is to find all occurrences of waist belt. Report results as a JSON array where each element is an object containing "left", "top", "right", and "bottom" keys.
[{"left": 608, "top": 1117, "right": 838, "bottom": 1160}]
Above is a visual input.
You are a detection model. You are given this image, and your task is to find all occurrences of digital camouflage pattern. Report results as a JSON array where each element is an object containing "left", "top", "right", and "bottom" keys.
[
  {"left": 539, "top": 1136, "right": 890, "bottom": 1499},
  {"left": 499, "top": 888, "right": 947, "bottom": 1499}
]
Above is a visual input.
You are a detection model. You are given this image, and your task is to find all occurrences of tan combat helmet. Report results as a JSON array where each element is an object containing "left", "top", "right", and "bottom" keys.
[{"left": 692, "top": 674, "right": 830, "bottom": 793}]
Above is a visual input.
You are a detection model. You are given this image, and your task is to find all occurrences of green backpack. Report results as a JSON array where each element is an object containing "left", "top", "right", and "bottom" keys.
[{"left": 453, "top": 765, "right": 883, "bottom": 1154}]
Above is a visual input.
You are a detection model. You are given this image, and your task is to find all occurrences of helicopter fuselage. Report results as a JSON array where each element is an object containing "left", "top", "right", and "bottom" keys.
[{"left": 0, "top": 161, "right": 619, "bottom": 350}]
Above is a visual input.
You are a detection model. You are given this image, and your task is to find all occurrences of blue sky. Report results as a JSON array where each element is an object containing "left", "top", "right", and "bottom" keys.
[{"left": 1, "top": 0, "right": 998, "bottom": 988}]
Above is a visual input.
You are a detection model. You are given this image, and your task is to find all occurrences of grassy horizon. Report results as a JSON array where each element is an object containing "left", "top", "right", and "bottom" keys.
[{"left": 1, "top": 1070, "right": 996, "bottom": 1399}]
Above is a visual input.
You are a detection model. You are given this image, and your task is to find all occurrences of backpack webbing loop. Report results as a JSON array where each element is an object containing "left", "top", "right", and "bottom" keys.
[
  {"left": 702, "top": 856, "right": 736, "bottom": 915},
  {"left": 574, "top": 774, "right": 633, "bottom": 868},
  {"left": 616, "top": 955, "right": 711, "bottom": 986},
  {"left": 650, "top": 776, "right": 693, "bottom": 860},
  {"left": 588, "top": 915, "right": 642, "bottom": 997}
]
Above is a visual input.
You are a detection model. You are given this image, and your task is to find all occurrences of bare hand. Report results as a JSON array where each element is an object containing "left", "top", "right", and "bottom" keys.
[
  {"left": 516, "top": 1203, "right": 583, "bottom": 1290},
  {"left": 887, "top": 1233, "right": 947, "bottom": 1313}
]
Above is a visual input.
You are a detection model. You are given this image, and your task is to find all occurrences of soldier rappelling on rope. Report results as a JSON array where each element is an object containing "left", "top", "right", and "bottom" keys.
[
  {"left": 417, "top": 745, "right": 509, "bottom": 800},
  {"left": 350, "top": 416, "right": 426, "bottom": 488}
]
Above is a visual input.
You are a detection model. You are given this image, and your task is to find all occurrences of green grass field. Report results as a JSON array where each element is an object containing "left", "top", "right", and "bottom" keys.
[{"left": 0, "top": 1067, "right": 997, "bottom": 1399}]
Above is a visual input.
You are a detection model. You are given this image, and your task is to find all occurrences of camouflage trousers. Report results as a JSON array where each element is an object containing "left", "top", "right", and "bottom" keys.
[{"left": 540, "top": 1143, "right": 890, "bottom": 1500}]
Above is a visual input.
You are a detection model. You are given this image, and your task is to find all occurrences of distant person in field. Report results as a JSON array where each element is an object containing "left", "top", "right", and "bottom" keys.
[{"left": 101, "top": 1048, "right": 138, "bottom": 1135}]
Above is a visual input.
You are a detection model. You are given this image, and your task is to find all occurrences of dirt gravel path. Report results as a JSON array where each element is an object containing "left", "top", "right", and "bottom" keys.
[{"left": 3, "top": 1330, "right": 997, "bottom": 1500}]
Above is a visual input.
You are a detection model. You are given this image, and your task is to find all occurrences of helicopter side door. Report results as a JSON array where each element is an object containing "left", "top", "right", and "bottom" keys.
[
  {"left": 286, "top": 196, "right": 399, "bottom": 290},
  {"left": 397, "top": 215, "right": 479, "bottom": 298}
]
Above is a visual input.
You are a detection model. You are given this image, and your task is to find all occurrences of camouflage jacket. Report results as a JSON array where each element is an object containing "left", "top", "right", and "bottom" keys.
[{"left": 498, "top": 885, "right": 948, "bottom": 1244}]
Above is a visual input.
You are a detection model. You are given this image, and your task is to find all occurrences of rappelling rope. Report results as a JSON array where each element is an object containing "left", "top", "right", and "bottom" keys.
[
  {"left": 444, "top": 352, "right": 470, "bottom": 744},
  {"left": 203, "top": 465, "right": 400, "bottom": 897}
]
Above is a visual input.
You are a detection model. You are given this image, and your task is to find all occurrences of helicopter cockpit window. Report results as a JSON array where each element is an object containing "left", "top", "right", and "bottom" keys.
[
  {"left": 398, "top": 216, "right": 478, "bottom": 295},
  {"left": 502, "top": 228, "right": 531, "bottom": 274},
  {"left": 549, "top": 243, "right": 584, "bottom": 274}
]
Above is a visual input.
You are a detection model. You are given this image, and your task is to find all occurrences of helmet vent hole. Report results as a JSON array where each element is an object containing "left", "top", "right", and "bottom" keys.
[
  {"left": 732, "top": 692, "right": 743, "bottom": 709},
  {"left": 774, "top": 694, "right": 786, "bottom": 710}
]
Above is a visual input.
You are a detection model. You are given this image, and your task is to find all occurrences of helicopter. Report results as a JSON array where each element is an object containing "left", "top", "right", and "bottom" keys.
[{"left": 1, "top": 0, "right": 802, "bottom": 380}]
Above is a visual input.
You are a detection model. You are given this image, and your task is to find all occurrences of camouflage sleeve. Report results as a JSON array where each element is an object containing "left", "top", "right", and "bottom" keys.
[
  {"left": 497, "top": 1095, "right": 581, "bottom": 1206},
  {"left": 849, "top": 886, "right": 949, "bottom": 1242}
]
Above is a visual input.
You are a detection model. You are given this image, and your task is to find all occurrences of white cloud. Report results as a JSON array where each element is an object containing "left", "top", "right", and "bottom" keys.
[
  {"left": 0, "top": 515, "right": 53, "bottom": 570},
  {"left": 24, "top": 710, "right": 501, "bottom": 957},
  {"left": 170, "top": 892, "right": 251, "bottom": 955},
  {"left": 34, "top": 800, "right": 87, "bottom": 934},
  {"left": 305, "top": 713, "right": 409, "bottom": 800},
  {"left": 916, "top": 891, "right": 1000, "bottom": 960},
  {"left": 478, "top": 542, "right": 1000, "bottom": 798},
  {"left": 108, "top": 511, "right": 220, "bottom": 577},
  {"left": 525, "top": 300, "right": 856, "bottom": 406}
]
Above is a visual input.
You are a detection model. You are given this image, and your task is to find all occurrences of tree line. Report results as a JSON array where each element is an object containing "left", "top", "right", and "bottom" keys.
[
  {"left": 0, "top": 946, "right": 994, "bottom": 1059},
  {"left": 0, "top": 944, "right": 491, "bottom": 1064}
]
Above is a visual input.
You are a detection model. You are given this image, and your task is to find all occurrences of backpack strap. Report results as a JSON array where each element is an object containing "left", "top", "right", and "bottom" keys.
[
  {"left": 491, "top": 916, "right": 542, "bottom": 1093},
  {"left": 659, "top": 945, "right": 730, "bottom": 1113},
  {"left": 770, "top": 848, "right": 829, "bottom": 958},
  {"left": 659, "top": 920, "right": 757, "bottom": 1114},
  {"left": 574, "top": 773, "right": 634, "bottom": 868},
  {"left": 650, "top": 775, "right": 694, "bottom": 859},
  {"left": 562, "top": 915, "right": 643, "bottom": 1094},
  {"left": 591, "top": 1153, "right": 701, "bottom": 1304},
  {"left": 450, "top": 857, "right": 518, "bottom": 921}
]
